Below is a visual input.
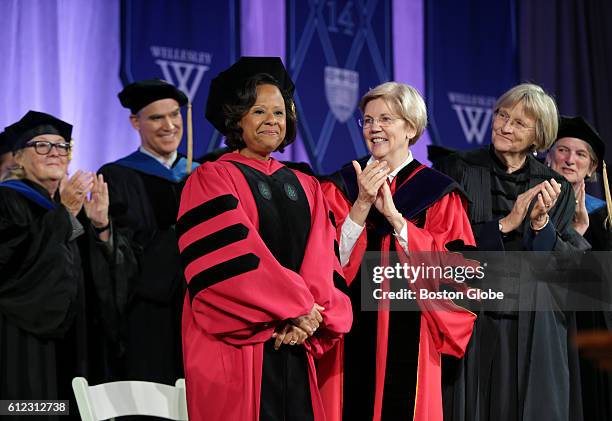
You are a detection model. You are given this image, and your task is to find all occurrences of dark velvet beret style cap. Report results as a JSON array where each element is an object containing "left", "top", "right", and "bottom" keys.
[
  {"left": 205, "top": 57, "right": 294, "bottom": 134},
  {"left": 118, "top": 79, "right": 188, "bottom": 114},
  {"left": 5, "top": 111, "right": 73, "bottom": 151},
  {"left": 557, "top": 115, "right": 605, "bottom": 162}
]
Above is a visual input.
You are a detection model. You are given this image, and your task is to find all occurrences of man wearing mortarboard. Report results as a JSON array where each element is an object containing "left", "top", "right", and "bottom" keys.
[{"left": 98, "top": 79, "right": 198, "bottom": 384}]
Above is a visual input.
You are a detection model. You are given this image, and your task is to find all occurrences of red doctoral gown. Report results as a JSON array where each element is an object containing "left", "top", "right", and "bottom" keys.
[
  {"left": 322, "top": 157, "right": 476, "bottom": 421},
  {"left": 177, "top": 152, "right": 352, "bottom": 421}
]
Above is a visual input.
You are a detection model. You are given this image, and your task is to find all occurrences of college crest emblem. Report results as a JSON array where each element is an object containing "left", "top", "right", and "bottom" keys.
[{"left": 324, "top": 66, "right": 359, "bottom": 123}]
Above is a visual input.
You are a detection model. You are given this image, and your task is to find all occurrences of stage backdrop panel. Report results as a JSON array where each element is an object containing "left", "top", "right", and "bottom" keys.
[
  {"left": 287, "top": 0, "right": 394, "bottom": 174},
  {"left": 425, "top": 0, "right": 518, "bottom": 150},
  {"left": 120, "top": 0, "right": 240, "bottom": 158}
]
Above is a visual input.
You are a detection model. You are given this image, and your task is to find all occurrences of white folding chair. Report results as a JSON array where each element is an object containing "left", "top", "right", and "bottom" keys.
[{"left": 71, "top": 377, "right": 188, "bottom": 420}]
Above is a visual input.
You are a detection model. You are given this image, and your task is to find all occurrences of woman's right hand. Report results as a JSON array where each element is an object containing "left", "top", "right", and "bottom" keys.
[
  {"left": 60, "top": 170, "right": 95, "bottom": 217},
  {"left": 573, "top": 180, "right": 589, "bottom": 235},
  {"left": 349, "top": 160, "right": 389, "bottom": 226},
  {"left": 290, "top": 303, "right": 325, "bottom": 336}
]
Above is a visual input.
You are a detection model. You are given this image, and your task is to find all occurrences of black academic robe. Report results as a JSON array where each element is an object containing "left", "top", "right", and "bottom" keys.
[
  {"left": 436, "top": 147, "right": 584, "bottom": 421},
  {"left": 0, "top": 180, "right": 117, "bottom": 420},
  {"left": 577, "top": 199, "right": 612, "bottom": 421},
  {"left": 98, "top": 151, "right": 194, "bottom": 384}
]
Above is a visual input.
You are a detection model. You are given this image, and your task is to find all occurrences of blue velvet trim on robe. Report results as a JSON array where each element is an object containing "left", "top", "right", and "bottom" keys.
[
  {"left": 0, "top": 180, "right": 56, "bottom": 210},
  {"left": 114, "top": 150, "right": 200, "bottom": 183}
]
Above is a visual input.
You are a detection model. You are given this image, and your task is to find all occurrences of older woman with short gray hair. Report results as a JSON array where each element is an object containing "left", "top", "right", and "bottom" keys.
[{"left": 435, "top": 83, "right": 585, "bottom": 421}]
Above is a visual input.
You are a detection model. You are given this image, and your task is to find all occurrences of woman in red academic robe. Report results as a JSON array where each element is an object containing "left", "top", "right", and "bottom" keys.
[
  {"left": 176, "top": 57, "right": 352, "bottom": 421},
  {"left": 321, "top": 82, "right": 476, "bottom": 421}
]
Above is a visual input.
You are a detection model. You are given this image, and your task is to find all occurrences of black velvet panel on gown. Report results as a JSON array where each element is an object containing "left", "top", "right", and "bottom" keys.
[{"left": 230, "top": 162, "right": 314, "bottom": 421}]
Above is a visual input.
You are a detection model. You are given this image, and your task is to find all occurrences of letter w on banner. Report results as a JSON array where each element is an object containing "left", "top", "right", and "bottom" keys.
[
  {"left": 425, "top": 0, "right": 518, "bottom": 151},
  {"left": 120, "top": 0, "right": 239, "bottom": 159},
  {"left": 287, "top": 0, "right": 393, "bottom": 174}
]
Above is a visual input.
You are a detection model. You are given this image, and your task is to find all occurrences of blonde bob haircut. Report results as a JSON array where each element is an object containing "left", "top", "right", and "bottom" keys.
[
  {"left": 494, "top": 83, "right": 559, "bottom": 152},
  {"left": 3, "top": 149, "right": 26, "bottom": 181},
  {"left": 359, "top": 82, "right": 428, "bottom": 146}
]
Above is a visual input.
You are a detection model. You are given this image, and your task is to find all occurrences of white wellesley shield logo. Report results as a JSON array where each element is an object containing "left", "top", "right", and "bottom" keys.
[
  {"left": 155, "top": 59, "right": 209, "bottom": 102},
  {"left": 324, "top": 66, "right": 359, "bottom": 123},
  {"left": 451, "top": 105, "right": 492, "bottom": 145}
]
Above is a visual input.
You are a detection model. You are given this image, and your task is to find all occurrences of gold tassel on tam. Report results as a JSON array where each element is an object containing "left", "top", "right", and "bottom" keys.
[
  {"left": 187, "top": 102, "right": 193, "bottom": 173},
  {"left": 602, "top": 161, "right": 612, "bottom": 229}
]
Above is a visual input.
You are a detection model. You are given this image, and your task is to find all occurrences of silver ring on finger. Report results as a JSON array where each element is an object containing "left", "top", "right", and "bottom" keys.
[{"left": 289, "top": 339, "right": 297, "bottom": 345}]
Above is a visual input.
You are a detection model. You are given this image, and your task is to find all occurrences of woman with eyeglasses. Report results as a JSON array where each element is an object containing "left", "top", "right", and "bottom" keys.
[
  {"left": 322, "top": 82, "right": 477, "bottom": 421},
  {"left": 0, "top": 111, "right": 122, "bottom": 409},
  {"left": 435, "top": 84, "right": 585, "bottom": 421}
]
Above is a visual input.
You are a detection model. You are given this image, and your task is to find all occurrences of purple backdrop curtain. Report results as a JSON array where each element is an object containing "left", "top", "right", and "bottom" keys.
[
  {"left": 393, "top": 0, "right": 430, "bottom": 164},
  {"left": 0, "top": 0, "right": 426, "bottom": 172},
  {"left": 0, "top": 0, "right": 136, "bottom": 174},
  {"left": 240, "top": 0, "right": 310, "bottom": 163}
]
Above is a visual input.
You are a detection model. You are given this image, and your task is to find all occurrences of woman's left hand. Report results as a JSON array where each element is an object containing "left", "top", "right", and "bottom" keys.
[
  {"left": 374, "top": 182, "right": 405, "bottom": 234},
  {"left": 530, "top": 178, "right": 561, "bottom": 230},
  {"left": 272, "top": 322, "right": 309, "bottom": 350},
  {"left": 84, "top": 174, "right": 110, "bottom": 231},
  {"left": 573, "top": 180, "right": 589, "bottom": 235}
]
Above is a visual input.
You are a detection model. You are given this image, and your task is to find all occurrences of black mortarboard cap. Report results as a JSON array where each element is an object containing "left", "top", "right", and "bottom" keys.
[
  {"left": 118, "top": 79, "right": 188, "bottom": 114},
  {"left": 205, "top": 57, "right": 295, "bottom": 134},
  {"left": 5, "top": 111, "right": 73, "bottom": 151},
  {"left": 557, "top": 116, "right": 605, "bottom": 162}
]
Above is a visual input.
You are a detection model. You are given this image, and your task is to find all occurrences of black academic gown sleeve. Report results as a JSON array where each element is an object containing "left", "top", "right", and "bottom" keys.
[
  {"left": 98, "top": 163, "right": 181, "bottom": 305},
  {"left": 98, "top": 162, "right": 185, "bottom": 383},
  {"left": 585, "top": 206, "right": 612, "bottom": 251}
]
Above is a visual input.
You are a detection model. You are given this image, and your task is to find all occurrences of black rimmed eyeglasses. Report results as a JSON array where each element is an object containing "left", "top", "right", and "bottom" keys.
[{"left": 24, "top": 141, "right": 71, "bottom": 156}]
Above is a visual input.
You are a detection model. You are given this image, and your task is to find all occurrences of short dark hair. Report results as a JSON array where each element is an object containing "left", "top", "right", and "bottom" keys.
[{"left": 223, "top": 73, "right": 297, "bottom": 153}]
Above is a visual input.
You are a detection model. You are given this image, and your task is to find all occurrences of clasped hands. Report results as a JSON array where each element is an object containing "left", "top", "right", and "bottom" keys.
[
  {"left": 499, "top": 178, "right": 562, "bottom": 233},
  {"left": 271, "top": 304, "right": 324, "bottom": 350}
]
